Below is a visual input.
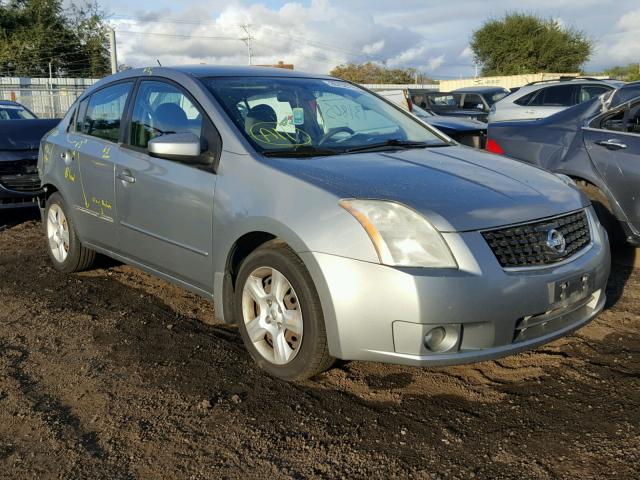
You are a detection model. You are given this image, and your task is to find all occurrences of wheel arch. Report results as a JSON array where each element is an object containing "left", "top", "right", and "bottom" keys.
[{"left": 217, "top": 226, "right": 310, "bottom": 325}]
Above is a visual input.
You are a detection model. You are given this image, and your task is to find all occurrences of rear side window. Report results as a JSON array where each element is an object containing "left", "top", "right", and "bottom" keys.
[
  {"left": 538, "top": 85, "right": 576, "bottom": 107},
  {"left": 579, "top": 85, "right": 610, "bottom": 103},
  {"left": 514, "top": 91, "right": 535, "bottom": 106},
  {"left": 462, "top": 94, "right": 483, "bottom": 110},
  {"left": 82, "top": 82, "right": 132, "bottom": 142},
  {"left": 73, "top": 98, "right": 89, "bottom": 132}
]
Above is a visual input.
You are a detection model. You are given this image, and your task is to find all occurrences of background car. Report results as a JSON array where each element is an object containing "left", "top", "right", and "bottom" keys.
[
  {"left": 488, "top": 77, "right": 622, "bottom": 122},
  {"left": 376, "top": 89, "right": 487, "bottom": 148},
  {"left": 487, "top": 82, "right": 640, "bottom": 246},
  {"left": 411, "top": 91, "right": 489, "bottom": 122},
  {"left": 1, "top": 101, "right": 58, "bottom": 211},
  {"left": 451, "top": 86, "right": 510, "bottom": 113}
]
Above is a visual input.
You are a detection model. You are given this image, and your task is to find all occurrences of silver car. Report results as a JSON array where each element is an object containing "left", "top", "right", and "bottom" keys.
[
  {"left": 38, "top": 66, "right": 610, "bottom": 380},
  {"left": 489, "top": 78, "right": 620, "bottom": 123}
]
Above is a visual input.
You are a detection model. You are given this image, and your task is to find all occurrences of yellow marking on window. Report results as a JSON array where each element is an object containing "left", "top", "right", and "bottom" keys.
[
  {"left": 101, "top": 146, "right": 111, "bottom": 159},
  {"left": 248, "top": 122, "right": 312, "bottom": 147}
]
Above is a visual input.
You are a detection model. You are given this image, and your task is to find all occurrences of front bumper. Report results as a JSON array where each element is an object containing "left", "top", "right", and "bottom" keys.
[
  {"left": 0, "top": 182, "right": 42, "bottom": 209},
  {"left": 301, "top": 207, "right": 610, "bottom": 366}
]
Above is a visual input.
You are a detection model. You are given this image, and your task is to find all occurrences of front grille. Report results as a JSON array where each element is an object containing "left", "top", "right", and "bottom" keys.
[
  {"left": 0, "top": 173, "right": 42, "bottom": 192},
  {"left": 482, "top": 210, "right": 591, "bottom": 268},
  {"left": 0, "top": 159, "right": 38, "bottom": 176}
]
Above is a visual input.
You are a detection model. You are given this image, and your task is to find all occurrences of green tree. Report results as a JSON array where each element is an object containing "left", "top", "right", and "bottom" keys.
[
  {"left": 330, "top": 62, "right": 435, "bottom": 84},
  {"left": 603, "top": 63, "right": 640, "bottom": 82},
  {"left": 470, "top": 13, "right": 592, "bottom": 76},
  {"left": 0, "top": 0, "right": 110, "bottom": 78}
]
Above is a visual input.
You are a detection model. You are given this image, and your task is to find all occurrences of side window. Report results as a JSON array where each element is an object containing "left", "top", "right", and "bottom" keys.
[
  {"left": 462, "top": 94, "right": 483, "bottom": 110},
  {"left": 580, "top": 85, "right": 610, "bottom": 103},
  {"left": 73, "top": 98, "right": 89, "bottom": 132},
  {"left": 627, "top": 104, "right": 640, "bottom": 134},
  {"left": 600, "top": 110, "right": 626, "bottom": 132},
  {"left": 130, "top": 81, "right": 203, "bottom": 149},
  {"left": 83, "top": 82, "right": 132, "bottom": 142},
  {"left": 514, "top": 91, "right": 536, "bottom": 106},
  {"left": 538, "top": 85, "right": 576, "bottom": 107}
]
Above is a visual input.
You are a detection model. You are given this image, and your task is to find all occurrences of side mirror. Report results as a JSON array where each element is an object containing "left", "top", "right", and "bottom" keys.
[{"left": 148, "top": 133, "right": 209, "bottom": 165}]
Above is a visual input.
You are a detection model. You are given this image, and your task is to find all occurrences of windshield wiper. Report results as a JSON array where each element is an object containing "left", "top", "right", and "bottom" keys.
[
  {"left": 342, "top": 139, "right": 439, "bottom": 154},
  {"left": 262, "top": 146, "right": 339, "bottom": 158}
]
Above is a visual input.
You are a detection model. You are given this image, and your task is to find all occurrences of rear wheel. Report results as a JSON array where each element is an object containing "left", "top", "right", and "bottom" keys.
[
  {"left": 44, "top": 193, "right": 96, "bottom": 272},
  {"left": 235, "top": 241, "right": 334, "bottom": 381}
]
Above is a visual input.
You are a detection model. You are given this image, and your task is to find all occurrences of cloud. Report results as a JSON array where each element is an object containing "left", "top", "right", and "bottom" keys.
[
  {"left": 427, "top": 54, "right": 445, "bottom": 71},
  {"left": 110, "top": 0, "right": 639, "bottom": 77},
  {"left": 591, "top": 8, "right": 640, "bottom": 68},
  {"left": 363, "top": 40, "right": 385, "bottom": 55}
]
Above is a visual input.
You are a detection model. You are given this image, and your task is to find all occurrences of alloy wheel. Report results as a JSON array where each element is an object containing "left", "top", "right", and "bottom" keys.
[
  {"left": 241, "top": 266, "right": 303, "bottom": 365},
  {"left": 47, "top": 204, "right": 70, "bottom": 263}
]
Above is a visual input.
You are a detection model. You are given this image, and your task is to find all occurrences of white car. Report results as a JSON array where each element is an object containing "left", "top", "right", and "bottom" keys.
[{"left": 488, "top": 78, "right": 623, "bottom": 122}]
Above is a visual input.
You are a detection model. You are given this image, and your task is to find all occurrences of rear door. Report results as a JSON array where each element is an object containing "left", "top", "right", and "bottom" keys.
[
  {"left": 61, "top": 81, "right": 133, "bottom": 249},
  {"left": 583, "top": 101, "right": 640, "bottom": 225},
  {"left": 114, "top": 79, "right": 218, "bottom": 292}
]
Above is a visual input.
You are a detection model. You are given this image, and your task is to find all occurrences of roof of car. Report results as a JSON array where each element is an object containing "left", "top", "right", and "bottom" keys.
[
  {"left": 0, "top": 100, "right": 22, "bottom": 106},
  {"left": 451, "top": 86, "right": 508, "bottom": 94},
  {"left": 146, "top": 65, "right": 332, "bottom": 79}
]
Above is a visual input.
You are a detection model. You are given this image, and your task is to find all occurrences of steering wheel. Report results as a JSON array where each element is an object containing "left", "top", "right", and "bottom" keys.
[{"left": 319, "top": 126, "right": 355, "bottom": 145}]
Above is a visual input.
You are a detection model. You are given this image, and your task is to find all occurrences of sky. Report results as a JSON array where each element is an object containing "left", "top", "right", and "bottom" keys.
[{"left": 102, "top": 0, "right": 640, "bottom": 79}]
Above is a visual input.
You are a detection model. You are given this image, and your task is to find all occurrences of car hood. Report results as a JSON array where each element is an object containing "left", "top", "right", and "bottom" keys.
[
  {"left": 0, "top": 119, "right": 59, "bottom": 150},
  {"left": 269, "top": 146, "right": 587, "bottom": 232}
]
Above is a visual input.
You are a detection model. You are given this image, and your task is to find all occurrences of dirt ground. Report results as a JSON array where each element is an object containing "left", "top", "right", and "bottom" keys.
[{"left": 0, "top": 216, "right": 638, "bottom": 480}]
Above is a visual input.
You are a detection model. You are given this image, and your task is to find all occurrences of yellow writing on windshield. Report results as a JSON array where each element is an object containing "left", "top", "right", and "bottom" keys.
[{"left": 248, "top": 122, "right": 312, "bottom": 147}]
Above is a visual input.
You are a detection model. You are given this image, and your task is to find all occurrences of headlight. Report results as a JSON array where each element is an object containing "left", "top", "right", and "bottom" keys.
[{"left": 339, "top": 199, "right": 457, "bottom": 268}]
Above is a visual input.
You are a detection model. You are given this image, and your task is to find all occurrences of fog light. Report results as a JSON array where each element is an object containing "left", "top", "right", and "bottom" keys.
[{"left": 424, "top": 326, "right": 459, "bottom": 353}]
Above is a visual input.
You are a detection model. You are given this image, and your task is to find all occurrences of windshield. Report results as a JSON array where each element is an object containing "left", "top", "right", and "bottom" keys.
[
  {"left": 203, "top": 76, "right": 447, "bottom": 155},
  {"left": 0, "top": 104, "right": 36, "bottom": 120}
]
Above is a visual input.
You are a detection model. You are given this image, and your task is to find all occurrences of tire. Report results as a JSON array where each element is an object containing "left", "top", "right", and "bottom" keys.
[
  {"left": 44, "top": 192, "right": 96, "bottom": 273},
  {"left": 578, "top": 182, "right": 625, "bottom": 245},
  {"left": 235, "top": 240, "right": 334, "bottom": 381}
]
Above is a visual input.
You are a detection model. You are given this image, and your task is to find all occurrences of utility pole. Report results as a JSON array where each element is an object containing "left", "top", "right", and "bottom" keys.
[
  {"left": 109, "top": 28, "right": 118, "bottom": 74},
  {"left": 241, "top": 24, "right": 253, "bottom": 65},
  {"left": 48, "top": 62, "right": 55, "bottom": 117}
]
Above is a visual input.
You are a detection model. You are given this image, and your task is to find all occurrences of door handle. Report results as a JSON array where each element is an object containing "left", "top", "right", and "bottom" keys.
[
  {"left": 117, "top": 170, "right": 136, "bottom": 184},
  {"left": 60, "top": 151, "right": 73, "bottom": 164},
  {"left": 595, "top": 139, "right": 627, "bottom": 150},
  {"left": 525, "top": 109, "right": 535, "bottom": 114}
]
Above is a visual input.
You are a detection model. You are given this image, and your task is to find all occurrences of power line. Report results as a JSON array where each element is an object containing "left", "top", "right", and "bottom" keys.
[{"left": 116, "top": 30, "right": 244, "bottom": 41}]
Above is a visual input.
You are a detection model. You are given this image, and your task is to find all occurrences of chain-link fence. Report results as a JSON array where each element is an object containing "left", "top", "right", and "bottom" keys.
[{"left": 0, "top": 77, "right": 100, "bottom": 119}]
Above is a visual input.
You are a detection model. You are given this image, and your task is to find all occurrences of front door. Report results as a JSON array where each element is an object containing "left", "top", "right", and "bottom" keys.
[
  {"left": 115, "top": 79, "right": 216, "bottom": 292},
  {"left": 583, "top": 102, "right": 640, "bottom": 226}
]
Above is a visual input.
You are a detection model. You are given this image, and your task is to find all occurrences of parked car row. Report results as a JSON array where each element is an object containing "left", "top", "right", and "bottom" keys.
[
  {"left": 488, "top": 81, "right": 640, "bottom": 247},
  {"left": 34, "top": 66, "right": 611, "bottom": 381}
]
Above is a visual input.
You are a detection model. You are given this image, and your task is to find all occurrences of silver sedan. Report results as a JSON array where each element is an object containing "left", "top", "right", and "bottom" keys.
[{"left": 38, "top": 66, "right": 610, "bottom": 380}]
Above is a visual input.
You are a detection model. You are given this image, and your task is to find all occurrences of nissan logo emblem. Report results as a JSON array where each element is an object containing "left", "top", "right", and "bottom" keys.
[{"left": 546, "top": 228, "right": 566, "bottom": 254}]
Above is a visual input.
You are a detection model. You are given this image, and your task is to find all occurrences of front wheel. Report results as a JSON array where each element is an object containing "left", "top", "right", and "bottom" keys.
[{"left": 235, "top": 241, "right": 334, "bottom": 381}]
